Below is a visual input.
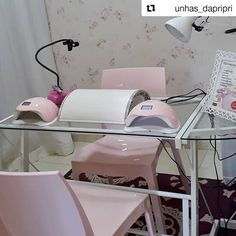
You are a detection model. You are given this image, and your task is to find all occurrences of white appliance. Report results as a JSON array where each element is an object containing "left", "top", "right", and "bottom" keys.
[{"left": 59, "top": 89, "right": 150, "bottom": 124}]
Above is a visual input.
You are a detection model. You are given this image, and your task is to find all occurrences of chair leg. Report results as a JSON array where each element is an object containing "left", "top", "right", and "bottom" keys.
[
  {"left": 146, "top": 170, "right": 166, "bottom": 235},
  {"left": 108, "top": 176, "right": 114, "bottom": 184},
  {"left": 71, "top": 162, "right": 81, "bottom": 180},
  {"left": 144, "top": 200, "right": 156, "bottom": 236},
  {"left": 169, "top": 140, "right": 190, "bottom": 194}
]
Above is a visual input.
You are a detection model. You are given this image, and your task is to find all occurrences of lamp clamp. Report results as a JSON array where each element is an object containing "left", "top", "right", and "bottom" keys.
[
  {"left": 192, "top": 22, "right": 204, "bottom": 32},
  {"left": 192, "top": 16, "right": 209, "bottom": 32},
  {"left": 63, "top": 39, "right": 79, "bottom": 51}
]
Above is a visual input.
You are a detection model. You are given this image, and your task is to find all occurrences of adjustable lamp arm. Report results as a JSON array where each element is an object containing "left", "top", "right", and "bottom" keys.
[
  {"left": 192, "top": 17, "right": 236, "bottom": 34},
  {"left": 192, "top": 16, "right": 210, "bottom": 32},
  {"left": 35, "top": 39, "right": 79, "bottom": 90}
]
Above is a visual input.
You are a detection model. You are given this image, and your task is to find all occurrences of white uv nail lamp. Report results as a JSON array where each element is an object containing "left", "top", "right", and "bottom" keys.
[{"left": 59, "top": 89, "right": 150, "bottom": 124}]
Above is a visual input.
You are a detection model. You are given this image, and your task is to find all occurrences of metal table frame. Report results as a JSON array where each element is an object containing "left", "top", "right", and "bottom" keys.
[
  {"left": 1, "top": 96, "right": 229, "bottom": 236},
  {"left": 178, "top": 97, "right": 236, "bottom": 235}
]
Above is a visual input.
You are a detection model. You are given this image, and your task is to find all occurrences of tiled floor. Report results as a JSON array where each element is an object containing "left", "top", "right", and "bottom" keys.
[{"left": 7, "top": 140, "right": 223, "bottom": 179}]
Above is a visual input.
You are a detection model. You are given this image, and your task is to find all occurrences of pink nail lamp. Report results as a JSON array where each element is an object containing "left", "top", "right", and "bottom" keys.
[
  {"left": 14, "top": 97, "right": 59, "bottom": 126},
  {"left": 125, "top": 100, "right": 180, "bottom": 133}
]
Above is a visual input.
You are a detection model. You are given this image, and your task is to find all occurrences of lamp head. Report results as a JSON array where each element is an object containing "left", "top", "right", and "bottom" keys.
[{"left": 165, "top": 17, "right": 198, "bottom": 43}]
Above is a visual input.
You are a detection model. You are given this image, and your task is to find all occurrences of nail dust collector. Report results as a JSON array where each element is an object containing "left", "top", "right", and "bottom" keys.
[{"left": 59, "top": 89, "right": 150, "bottom": 124}]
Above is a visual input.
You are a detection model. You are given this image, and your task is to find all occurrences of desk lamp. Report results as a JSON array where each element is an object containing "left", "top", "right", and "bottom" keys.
[
  {"left": 165, "top": 16, "right": 208, "bottom": 42},
  {"left": 165, "top": 16, "right": 236, "bottom": 43}
]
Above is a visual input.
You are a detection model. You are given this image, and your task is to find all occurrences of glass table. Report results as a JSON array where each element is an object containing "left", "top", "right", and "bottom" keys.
[{"left": 1, "top": 95, "right": 227, "bottom": 236}]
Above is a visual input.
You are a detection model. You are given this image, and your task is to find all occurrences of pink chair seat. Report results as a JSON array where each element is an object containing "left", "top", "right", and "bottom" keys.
[
  {"left": 75, "top": 135, "right": 160, "bottom": 165},
  {"left": 0, "top": 171, "right": 156, "bottom": 236},
  {"left": 0, "top": 217, "right": 10, "bottom": 236},
  {"left": 69, "top": 181, "right": 154, "bottom": 236}
]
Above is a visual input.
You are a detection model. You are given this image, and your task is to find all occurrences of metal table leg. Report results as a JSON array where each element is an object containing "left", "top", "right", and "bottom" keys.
[
  {"left": 190, "top": 139, "right": 199, "bottom": 236},
  {"left": 20, "top": 130, "right": 29, "bottom": 172}
]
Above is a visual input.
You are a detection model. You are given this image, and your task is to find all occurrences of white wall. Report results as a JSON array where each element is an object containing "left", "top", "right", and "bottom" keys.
[{"left": 45, "top": 0, "right": 236, "bottom": 96}]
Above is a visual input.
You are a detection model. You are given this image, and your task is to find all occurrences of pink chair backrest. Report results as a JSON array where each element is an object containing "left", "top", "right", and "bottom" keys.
[
  {"left": 101, "top": 67, "right": 166, "bottom": 97},
  {"left": 0, "top": 171, "right": 94, "bottom": 236}
]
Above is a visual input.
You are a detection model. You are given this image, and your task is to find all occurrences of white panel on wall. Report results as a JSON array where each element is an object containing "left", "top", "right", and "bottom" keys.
[{"left": 45, "top": 0, "right": 236, "bottom": 97}]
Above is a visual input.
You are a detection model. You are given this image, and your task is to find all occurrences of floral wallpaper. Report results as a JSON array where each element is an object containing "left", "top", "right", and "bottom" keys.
[{"left": 45, "top": 0, "right": 236, "bottom": 96}]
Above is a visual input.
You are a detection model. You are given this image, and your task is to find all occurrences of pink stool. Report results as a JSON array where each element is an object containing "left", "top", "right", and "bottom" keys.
[{"left": 72, "top": 67, "right": 189, "bottom": 234}]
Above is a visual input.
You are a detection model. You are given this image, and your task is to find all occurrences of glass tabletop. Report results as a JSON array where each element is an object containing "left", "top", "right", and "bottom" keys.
[
  {"left": 181, "top": 96, "right": 236, "bottom": 141},
  {"left": 0, "top": 96, "right": 204, "bottom": 142}
]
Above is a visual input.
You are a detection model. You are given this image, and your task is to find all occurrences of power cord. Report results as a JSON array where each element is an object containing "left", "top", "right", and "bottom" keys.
[
  {"left": 210, "top": 136, "right": 236, "bottom": 236},
  {"left": 207, "top": 114, "right": 236, "bottom": 235},
  {"left": 225, "top": 207, "right": 236, "bottom": 235},
  {"left": 158, "top": 138, "right": 215, "bottom": 219},
  {"left": 208, "top": 114, "right": 227, "bottom": 233},
  {"left": 155, "top": 112, "right": 236, "bottom": 233},
  {"left": 158, "top": 132, "right": 236, "bottom": 234},
  {"left": 161, "top": 88, "right": 206, "bottom": 104},
  {"left": 157, "top": 138, "right": 190, "bottom": 183},
  {"left": 209, "top": 135, "right": 227, "bottom": 228},
  {"left": 225, "top": 176, "right": 236, "bottom": 186}
]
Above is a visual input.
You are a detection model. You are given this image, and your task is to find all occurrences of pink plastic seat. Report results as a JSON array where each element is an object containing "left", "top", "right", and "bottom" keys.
[
  {"left": 0, "top": 171, "right": 156, "bottom": 236},
  {"left": 72, "top": 67, "right": 189, "bottom": 234},
  {"left": 0, "top": 217, "right": 10, "bottom": 236}
]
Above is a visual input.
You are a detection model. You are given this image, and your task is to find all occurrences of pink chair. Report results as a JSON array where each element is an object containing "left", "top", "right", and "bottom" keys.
[
  {"left": 72, "top": 67, "right": 189, "bottom": 234},
  {"left": 0, "top": 171, "right": 156, "bottom": 236},
  {"left": 0, "top": 217, "right": 11, "bottom": 236}
]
